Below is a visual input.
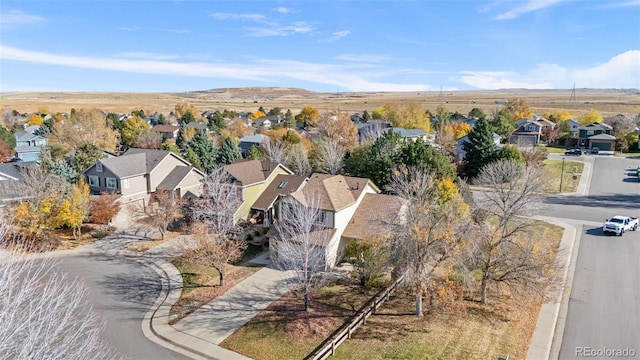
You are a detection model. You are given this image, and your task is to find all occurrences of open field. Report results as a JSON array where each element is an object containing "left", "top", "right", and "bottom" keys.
[{"left": 2, "top": 88, "right": 639, "bottom": 118}]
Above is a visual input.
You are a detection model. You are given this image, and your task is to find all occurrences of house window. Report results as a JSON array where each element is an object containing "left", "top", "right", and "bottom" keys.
[
  {"left": 527, "top": 125, "right": 536, "bottom": 131},
  {"left": 122, "top": 178, "right": 129, "bottom": 189},
  {"left": 96, "top": 163, "right": 103, "bottom": 172},
  {"left": 106, "top": 177, "right": 117, "bottom": 189},
  {"left": 587, "top": 130, "right": 594, "bottom": 135},
  {"left": 317, "top": 210, "right": 326, "bottom": 224},
  {"left": 88, "top": 175, "right": 99, "bottom": 187},
  {"left": 278, "top": 181, "right": 288, "bottom": 189}
]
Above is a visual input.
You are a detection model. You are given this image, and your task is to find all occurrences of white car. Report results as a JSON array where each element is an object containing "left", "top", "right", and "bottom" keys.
[{"left": 602, "top": 216, "right": 639, "bottom": 236}]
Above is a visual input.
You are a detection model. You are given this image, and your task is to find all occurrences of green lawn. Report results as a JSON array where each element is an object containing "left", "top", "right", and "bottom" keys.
[
  {"left": 540, "top": 146, "right": 567, "bottom": 154},
  {"left": 543, "top": 159, "right": 584, "bottom": 193}
]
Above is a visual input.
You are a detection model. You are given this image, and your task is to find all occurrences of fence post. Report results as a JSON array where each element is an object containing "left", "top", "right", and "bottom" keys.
[
  {"left": 331, "top": 341, "right": 336, "bottom": 355},
  {"left": 348, "top": 326, "right": 352, "bottom": 339}
]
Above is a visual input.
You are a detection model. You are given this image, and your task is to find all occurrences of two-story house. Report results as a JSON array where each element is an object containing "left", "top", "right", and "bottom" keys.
[
  {"left": 83, "top": 148, "right": 205, "bottom": 203},
  {"left": 152, "top": 125, "right": 180, "bottom": 140},
  {"left": 509, "top": 117, "right": 555, "bottom": 146},
  {"left": 14, "top": 131, "right": 48, "bottom": 162},
  {"left": 578, "top": 122, "right": 615, "bottom": 150},
  {"left": 269, "top": 173, "right": 403, "bottom": 269},
  {"left": 222, "top": 160, "right": 293, "bottom": 223}
]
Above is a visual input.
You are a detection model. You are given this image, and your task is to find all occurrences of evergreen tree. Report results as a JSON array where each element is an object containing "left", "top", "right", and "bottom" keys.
[
  {"left": 217, "top": 136, "right": 242, "bottom": 165},
  {"left": 161, "top": 142, "right": 181, "bottom": 155},
  {"left": 245, "top": 145, "right": 264, "bottom": 160},
  {"left": 188, "top": 131, "right": 217, "bottom": 173},
  {"left": 207, "top": 111, "right": 226, "bottom": 132},
  {"left": 362, "top": 110, "right": 371, "bottom": 122},
  {"left": 268, "top": 107, "right": 281, "bottom": 116},
  {"left": 401, "top": 138, "right": 456, "bottom": 180},
  {"left": 284, "top": 109, "right": 294, "bottom": 128},
  {"left": 468, "top": 107, "right": 487, "bottom": 121},
  {"left": 157, "top": 113, "right": 167, "bottom": 125},
  {"left": 343, "top": 130, "right": 403, "bottom": 189},
  {"left": 34, "top": 118, "right": 54, "bottom": 136},
  {"left": 0, "top": 125, "right": 16, "bottom": 151},
  {"left": 73, "top": 142, "right": 104, "bottom": 173},
  {"left": 185, "top": 147, "right": 201, "bottom": 170},
  {"left": 181, "top": 112, "right": 196, "bottom": 124},
  {"left": 496, "top": 144, "right": 524, "bottom": 163},
  {"left": 462, "top": 118, "right": 497, "bottom": 180}
]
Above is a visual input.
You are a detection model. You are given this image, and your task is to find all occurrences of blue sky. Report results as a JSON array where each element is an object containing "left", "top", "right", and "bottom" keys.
[{"left": 1, "top": 0, "right": 639, "bottom": 92}]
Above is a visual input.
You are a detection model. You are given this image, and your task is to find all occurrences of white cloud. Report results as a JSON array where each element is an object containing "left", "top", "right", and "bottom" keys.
[
  {"left": 114, "top": 52, "right": 180, "bottom": 61},
  {"left": 321, "top": 30, "right": 351, "bottom": 43},
  {"left": 245, "top": 22, "right": 315, "bottom": 37},
  {"left": 590, "top": 0, "right": 640, "bottom": 8},
  {"left": 276, "top": 7, "right": 292, "bottom": 14},
  {"left": 210, "top": 12, "right": 267, "bottom": 21},
  {"left": 457, "top": 50, "right": 640, "bottom": 89},
  {"left": 335, "top": 54, "right": 394, "bottom": 63},
  {"left": 493, "top": 0, "right": 566, "bottom": 20},
  {"left": 0, "top": 10, "right": 45, "bottom": 24},
  {"left": 0, "top": 45, "right": 429, "bottom": 92}
]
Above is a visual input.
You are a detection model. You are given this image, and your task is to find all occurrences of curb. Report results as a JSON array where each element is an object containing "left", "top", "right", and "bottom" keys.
[
  {"left": 140, "top": 255, "right": 252, "bottom": 360},
  {"left": 526, "top": 217, "right": 579, "bottom": 360}
]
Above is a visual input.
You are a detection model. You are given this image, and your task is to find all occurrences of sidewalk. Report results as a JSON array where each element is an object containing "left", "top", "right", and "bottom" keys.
[{"left": 135, "top": 236, "right": 295, "bottom": 360}]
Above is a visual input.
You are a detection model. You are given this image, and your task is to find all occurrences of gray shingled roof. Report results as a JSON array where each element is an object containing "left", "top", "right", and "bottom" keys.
[
  {"left": 14, "top": 131, "right": 40, "bottom": 142},
  {"left": 98, "top": 152, "right": 147, "bottom": 178},
  {"left": 588, "top": 133, "right": 616, "bottom": 140},
  {"left": 289, "top": 173, "right": 375, "bottom": 212},
  {"left": 123, "top": 148, "right": 173, "bottom": 173},
  {"left": 157, "top": 166, "right": 193, "bottom": 191},
  {"left": 223, "top": 160, "right": 284, "bottom": 186},
  {"left": 251, "top": 174, "right": 307, "bottom": 211}
]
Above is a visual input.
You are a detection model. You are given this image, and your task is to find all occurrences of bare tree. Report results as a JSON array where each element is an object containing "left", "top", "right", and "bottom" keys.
[
  {"left": 386, "top": 166, "right": 471, "bottom": 316},
  {"left": 129, "top": 190, "right": 183, "bottom": 240},
  {"left": 134, "top": 131, "right": 163, "bottom": 149},
  {"left": 435, "top": 124, "right": 456, "bottom": 160},
  {"left": 271, "top": 193, "right": 331, "bottom": 312},
  {"left": 359, "top": 121, "right": 387, "bottom": 143},
  {"left": 261, "top": 137, "right": 288, "bottom": 164},
  {"left": 0, "top": 218, "right": 113, "bottom": 360},
  {"left": 470, "top": 159, "right": 559, "bottom": 304},
  {"left": 189, "top": 166, "right": 245, "bottom": 286},
  {"left": 286, "top": 143, "right": 311, "bottom": 176},
  {"left": 314, "top": 138, "right": 345, "bottom": 175}
]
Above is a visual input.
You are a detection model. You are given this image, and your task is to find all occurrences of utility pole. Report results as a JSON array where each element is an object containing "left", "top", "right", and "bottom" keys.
[
  {"left": 569, "top": 83, "right": 576, "bottom": 103},
  {"left": 559, "top": 157, "right": 565, "bottom": 192}
]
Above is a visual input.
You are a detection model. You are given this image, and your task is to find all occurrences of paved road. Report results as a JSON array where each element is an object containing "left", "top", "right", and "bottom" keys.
[
  {"left": 55, "top": 251, "right": 190, "bottom": 360},
  {"left": 556, "top": 157, "right": 640, "bottom": 358}
]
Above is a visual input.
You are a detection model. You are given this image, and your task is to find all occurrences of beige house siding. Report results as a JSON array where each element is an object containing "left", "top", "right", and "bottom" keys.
[
  {"left": 235, "top": 167, "right": 291, "bottom": 222},
  {"left": 120, "top": 176, "right": 149, "bottom": 201},
  {"left": 178, "top": 170, "right": 204, "bottom": 197},
  {"left": 148, "top": 155, "right": 189, "bottom": 192}
]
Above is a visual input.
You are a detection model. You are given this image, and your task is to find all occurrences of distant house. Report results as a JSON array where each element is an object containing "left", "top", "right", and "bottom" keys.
[
  {"left": 509, "top": 117, "right": 555, "bottom": 146},
  {"left": 185, "top": 121, "right": 209, "bottom": 131},
  {"left": 356, "top": 120, "right": 391, "bottom": 143},
  {"left": 562, "top": 119, "right": 581, "bottom": 138},
  {"left": 83, "top": 148, "right": 205, "bottom": 203},
  {"left": 385, "top": 127, "right": 427, "bottom": 141},
  {"left": 252, "top": 115, "right": 283, "bottom": 129},
  {"left": 222, "top": 160, "right": 293, "bottom": 223},
  {"left": 238, "top": 134, "right": 267, "bottom": 157},
  {"left": 578, "top": 122, "right": 614, "bottom": 150},
  {"left": 152, "top": 125, "right": 180, "bottom": 140},
  {"left": 456, "top": 133, "right": 501, "bottom": 162},
  {"left": 14, "top": 131, "right": 48, "bottom": 162}
]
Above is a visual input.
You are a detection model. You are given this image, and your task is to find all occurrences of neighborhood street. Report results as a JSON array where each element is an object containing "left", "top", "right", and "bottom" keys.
[
  {"left": 546, "top": 156, "right": 640, "bottom": 358},
  {"left": 54, "top": 250, "right": 190, "bottom": 360}
]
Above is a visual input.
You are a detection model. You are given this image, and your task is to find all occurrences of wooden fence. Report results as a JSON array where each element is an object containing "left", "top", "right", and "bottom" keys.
[{"left": 305, "top": 274, "right": 406, "bottom": 360}]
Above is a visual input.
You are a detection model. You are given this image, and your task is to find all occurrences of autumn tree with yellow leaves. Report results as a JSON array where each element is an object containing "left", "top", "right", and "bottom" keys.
[
  {"left": 505, "top": 98, "right": 533, "bottom": 120},
  {"left": 579, "top": 108, "right": 603, "bottom": 125},
  {"left": 50, "top": 108, "right": 120, "bottom": 153},
  {"left": 386, "top": 102, "right": 431, "bottom": 133}
]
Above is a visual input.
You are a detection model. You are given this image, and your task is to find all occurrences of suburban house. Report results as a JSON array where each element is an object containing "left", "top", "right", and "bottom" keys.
[
  {"left": 14, "top": 131, "right": 48, "bottom": 162},
  {"left": 238, "top": 134, "right": 267, "bottom": 156},
  {"left": 456, "top": 132, "right": 502, "bottom": 162},
  {"left": 269, "top": 173, "right": 403, "bottom": 269},
  {"left": 356, "top": 121, "right": 392, "bottom": 143},
  {"left": 578, "top": 122, "right": 614, "bottom": 150},
  {"left": 250, "top": 174, "right": 308, "bottom": 226},
  {"left": 222, "top": 160, "right": 293, "bottom": 223},
  {"left": 185, "top": 121, "right": 209, "bottom": 131},
  {"left": 252, "top": 115, "right": 283, "bottom": 129},
  {"left": 509, "top": 117, "right": 556, "bottom": 146},
  {"left": 385, "top": 127, "right": 428, "bottom": 141},
  {"left": 0, "top": 162, "right": 34, "bottom": 205},
  {"left": 561, "top": 119, "right": 581, "bottom": 138},
  {"left": 152, "top": 125, "right": 180, "bottom": 140},
  {"left": 83, "top": 148, "right": 205, "bottom": 203}
]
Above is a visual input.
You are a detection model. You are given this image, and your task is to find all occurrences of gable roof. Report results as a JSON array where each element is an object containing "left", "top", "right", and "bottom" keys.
[
  {"left": 122, "top": 148, "right": 183, "bottom": 173},
  {"left": 239, "top": 134, "right": 266, "bottom": 144},
  {"left": 152, "top": 125, "right": 180, "bottom": 133},
  {"left": 97, "top": 152, "right": 148, "bottom": 178},
  {"left": 251, "top": 174, "right": 307, "bottom": 211},
  {"left": 343, "top": 193, "right": 405, "bottom": 240},
  {"left": 223, "top": 160, "right": 289, "bottom": 186},
  {"left": 387, "top": 127, "right": 426, "bottom": 138},
  {"left": 588, "top": 133, "right": 616, "bottom": 140},
  {"left": 185, "top": 121, "right": 208, "bottom": 130},
  {"left": 157, "top": 166, "right": 203, "bottom": 191},
  {"left": 579, "top": 122, "right": 611, "bottom": 131},
  {"left": 15, "top": 131, "right": 43, "bottom": 142},
  {"left": 290, "top": 173, "right": 378, "bottom": 212}
]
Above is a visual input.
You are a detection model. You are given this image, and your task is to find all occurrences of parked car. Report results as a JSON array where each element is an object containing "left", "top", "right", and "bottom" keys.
[
  {"left": 602, "top": 216, "right": 639, "bottom": 236},
  {"left": 590, "top": 147, "right": 600, "bottom": 154},
  {"left": 564, "top": 149, "right": 582, "bottom": 156}
]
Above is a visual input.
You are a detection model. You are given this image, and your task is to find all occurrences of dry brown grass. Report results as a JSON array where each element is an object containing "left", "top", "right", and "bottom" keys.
[
  {"left": 331, "top": 289, "right": 542, "bottom": 360},
  {"left": 169, "top": 259, "right": 262, "bottom": 324},
  {"left": 220, "top": 280, "right": 378, "bottom": 360},
  {"left": 122, "top": 231, "right": 180, "bottom": 252},
  {"left": 2, "top": 88, "right": 639, "bottom": 118},
  {"left": 54, "top": 224, "right": 115, "bottom": 250}
]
